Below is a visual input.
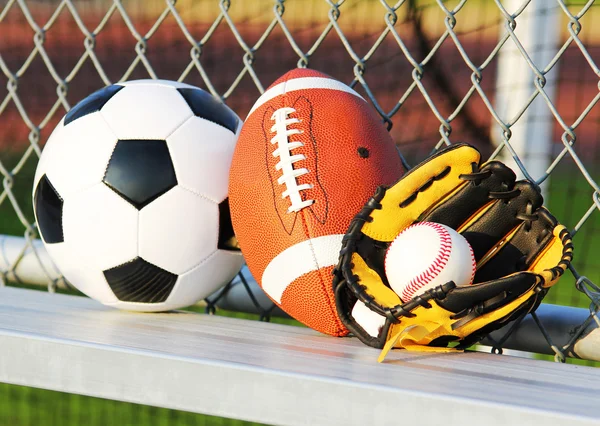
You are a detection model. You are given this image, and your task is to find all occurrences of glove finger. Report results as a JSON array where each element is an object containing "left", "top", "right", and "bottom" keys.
[
  {"left": 423, "top": 161, "right": 516, "bottom": 231},
  {"left": 475, "top": 205, "right": 558, "bottom": 282},
  {"left": 363, "top": 144, "right": 479, "bottom": 243},
  {"left": 436, "top": 273, "right": 537, "bottom": 314},
  {"left": 462, "top": 181, "right": 542, "bottom": 262}
]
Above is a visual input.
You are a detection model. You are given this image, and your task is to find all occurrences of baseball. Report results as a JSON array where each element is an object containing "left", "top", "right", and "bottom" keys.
[{"left": 385, "top": 222, "right": 476, "bottom": 302}]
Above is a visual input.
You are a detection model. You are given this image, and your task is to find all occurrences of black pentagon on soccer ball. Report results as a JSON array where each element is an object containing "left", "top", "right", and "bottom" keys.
[
  {"left": 218, "top": 198, "right": 240, "bottom": 251},
  {"left": 103, "top": 257, "right": 178, "bottom": 303},
  {"left": 34, "top": 174, "right": 64, "bottom": 244},
  {"left": 64, "top": 85, "right": 124, "bottom": 125},
  {"left": 177, "top": 88, "right": 239, "bottom": 133},
  {"left": 103, "top": 139, "right": 177, "bottom": 210}
]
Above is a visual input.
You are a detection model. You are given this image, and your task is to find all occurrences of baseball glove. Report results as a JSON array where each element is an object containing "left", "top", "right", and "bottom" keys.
[{"left": 333, "top": 143, "right": 573, "bottom": 362}]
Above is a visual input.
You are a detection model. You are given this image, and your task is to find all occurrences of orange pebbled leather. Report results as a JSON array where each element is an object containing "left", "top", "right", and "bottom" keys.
[{"left": 229, "top": 68, "right": 404, "bottom": 336}]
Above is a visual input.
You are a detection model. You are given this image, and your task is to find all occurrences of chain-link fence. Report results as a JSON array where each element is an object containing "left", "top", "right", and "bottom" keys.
[
  {"left": 2, "top": 0, "right": 600, "bottom": 423},
  {"left": 1, "top": 0, "right": 600, "bottom": 419}
]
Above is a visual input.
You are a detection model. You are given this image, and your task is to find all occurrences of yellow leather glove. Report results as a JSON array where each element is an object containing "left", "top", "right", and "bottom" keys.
[{"left": 333, "top": 144, "right": 573, "bottom": 362}]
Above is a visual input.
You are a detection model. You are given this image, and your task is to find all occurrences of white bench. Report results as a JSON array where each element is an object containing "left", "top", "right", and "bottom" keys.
[{"left": 1, "top": 286, "right": 599, "bottom": 426}]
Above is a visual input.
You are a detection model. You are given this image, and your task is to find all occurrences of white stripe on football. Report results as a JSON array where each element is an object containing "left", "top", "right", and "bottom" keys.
[
  {"left": 261, "top": 234, "right": 344, "bottom": 303},
  {"left": 248, "top": 77, "right": 364, "bottom": 117}
]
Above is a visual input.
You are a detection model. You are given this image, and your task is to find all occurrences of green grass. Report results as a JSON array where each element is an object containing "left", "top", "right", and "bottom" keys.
[
  {"left": 0, "top": 382, "right": 266, "bottom": 426},
  {"left": 0, "top": 149, "right": 38, "bottom": 237},
  {"left": 544, "top": 163, "right": 600, "bottom": 308}
]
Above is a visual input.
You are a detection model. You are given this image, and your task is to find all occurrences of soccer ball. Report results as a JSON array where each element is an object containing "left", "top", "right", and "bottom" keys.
[{"left": 32, "top": 79, "right": 244, "bottom": 311}]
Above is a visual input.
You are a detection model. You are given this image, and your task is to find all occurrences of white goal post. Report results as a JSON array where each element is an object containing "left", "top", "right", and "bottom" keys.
[{"left": 491, "top": 0, "right": 561, "bottom": 189}]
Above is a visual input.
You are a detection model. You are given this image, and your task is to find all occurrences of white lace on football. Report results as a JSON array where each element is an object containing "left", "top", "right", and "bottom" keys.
[{"left": 270, "top": 107, "right": 314, "bottom": 213}]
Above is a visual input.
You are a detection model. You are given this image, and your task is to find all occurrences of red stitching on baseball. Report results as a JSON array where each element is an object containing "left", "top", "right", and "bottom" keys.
[
  {"left": 395, "top": 223, "right": 452, "bottom": 302},
  {"left": 468, "top": 243, "right": 476, "bottom": 285}
]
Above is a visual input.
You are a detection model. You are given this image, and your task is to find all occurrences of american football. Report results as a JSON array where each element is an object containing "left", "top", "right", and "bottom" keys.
[{"left": 229, "top": 68, "right": 404, "bottom": 336}]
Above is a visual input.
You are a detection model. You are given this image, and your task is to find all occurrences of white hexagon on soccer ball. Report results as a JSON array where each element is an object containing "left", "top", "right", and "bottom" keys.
[
  {"left": 100, "top": 81, "right": 193, "bottom": 140},
  {"left": 62, "top": 183, "right": 139, "bottom": 272},
  {"left": 34, "top": 113, "right": 118, "bottom": 199},
  {"left": 167, "top": 115, "right": 240, "bottom": 203},
  {"left": 138, "top": 186, "right": 219, "bottom": 275}
]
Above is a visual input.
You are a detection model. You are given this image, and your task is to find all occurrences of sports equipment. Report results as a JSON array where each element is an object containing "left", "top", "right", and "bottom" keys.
[
  {"left": 385, "top": 222, "right": 476, "bottom": 302},
  {"left": 228, "top": 68, "right": 405, "bottom": 336},
  {"left": 33, "top": 79, "right": 244, "bottom": 311},
  {"left": 334, "top": 143, "right": 573, "bottom": 360}
]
